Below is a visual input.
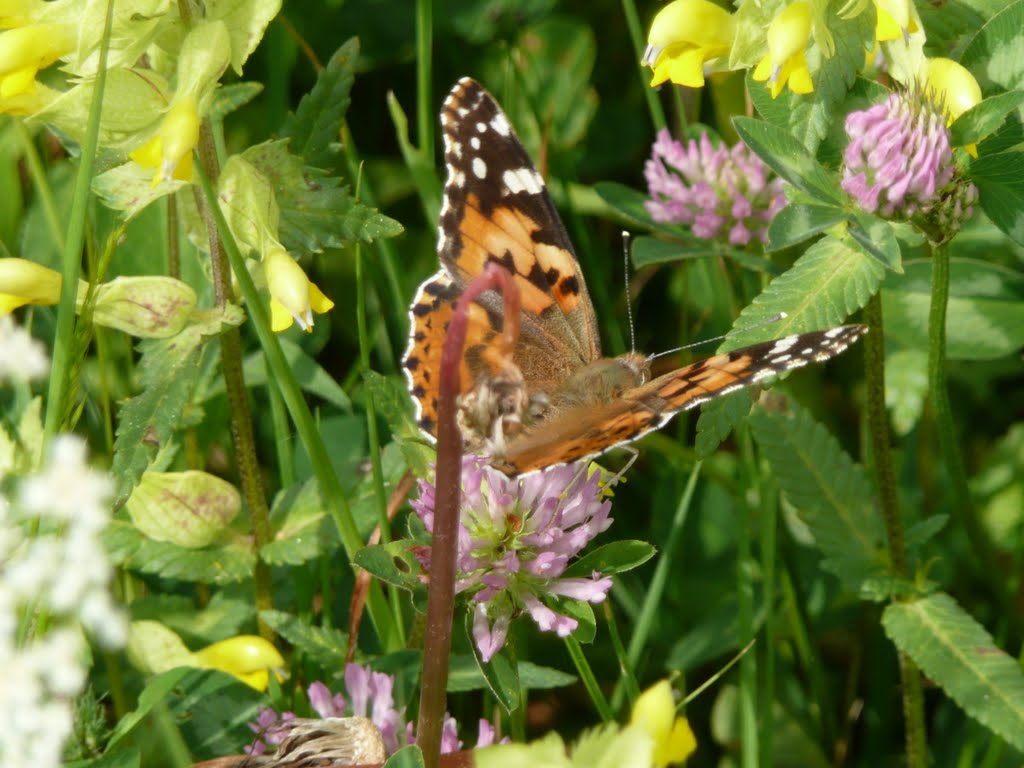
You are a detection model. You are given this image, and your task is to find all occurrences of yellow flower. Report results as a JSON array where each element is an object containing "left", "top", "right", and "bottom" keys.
[
  {"left": 192, "top": 635, "right": 286, "bottom": 691},
  {"left": 752, "top": 2, "right": 814, "bottom": 99},
  {"left": 0, "top": 257, "right": 62, "bottom": 313},
  {"left": 0, "top": 22, "right": 74, "bottom": 98},
  {"left": 129, "top": 96, "right": 200, "bottom": 186},
  {"left": 923, "top": 57, "right": 983, "bottom": 157},
  {"left": 642, "top": 0, "right": 735, "bottom": 88},
  {"left": 630, "top": 680, "right": 697, "bottom": 767},
  {"left": 874, "top": 0, "right": 919, "bottom": 42},
  {"left": 0, "top": 77, "right": 54, "bottom": 114},
  {"left": 263, "top": 247, "right": 334, "bottom": 333}
]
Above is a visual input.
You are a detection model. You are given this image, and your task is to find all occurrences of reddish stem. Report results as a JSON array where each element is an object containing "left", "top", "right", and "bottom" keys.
[{"left": 415, "top": 262, "right": 519, "bottom": 768}]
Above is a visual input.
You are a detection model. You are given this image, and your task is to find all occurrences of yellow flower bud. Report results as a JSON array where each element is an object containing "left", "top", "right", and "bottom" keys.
[
  {"left": 642, "top": 0, "right": 735, "bottom": 88},
  {"left": 630, "top": 680, "right": 697, "bottom": 767},
  {"left": 193, "top": 635, "right": 286, "bottom": 691},
  {"left": 263, "top": 247, "right": 334, "bottom": 333},
  {"left": 752, "top": 2, "right": 815, "bottom": 99},
  {"left": 923, "top": 57, "right": 983, "bottom": 156},
  {"left": 129, "top": 96, "right": 200, "bottom": 186},
  {"left": 0, "top": 22, "right": 75, "bottom": 98},
  {"left": 0, "top": 257, "right": 62, "bottom": 313}
]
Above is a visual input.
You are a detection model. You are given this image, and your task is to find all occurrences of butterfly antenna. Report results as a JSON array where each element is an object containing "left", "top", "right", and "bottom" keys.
[
  {"left": 622, "top": 231, "right": 637, "bottom": 354},
  {"left": 648, "top": 312, "right": 790, "bottom": 361}
]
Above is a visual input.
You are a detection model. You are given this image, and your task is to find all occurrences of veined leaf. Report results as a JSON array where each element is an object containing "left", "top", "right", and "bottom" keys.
[
  {"left": 883, "top": 592, "right": 1024, "bottom": 751},
  {"left": 261, "top": 477, "right": 340, "bottom": 567},
  {"left": 969, "top": 150, "right": 1024, "bottom": 246},
  {"left": 104, "top": 520, "right": 255, "bottom": 584},
  {"left": 259, "top": 609, "right": 348, "bottom": 669},
  {"left": 749, "top": 398, "right": 888, "bottom": 590},
  {"left": 767, "top": 203, "right": 846, "bottom": 252},
  {"left": 694, "top": 390, "right": 754, "bottom": 458},
  {"left": 951, "top": 90, "right": 1024, "bottom": 148},
  {"left": 281, "top": 38, "right": 357, "bottom": 170},
  {"left": 447, "top": 655, "right": 576, "bottom": 692},
  {"left": 733, "top": 117, "right": 843, "bottom": 203},
  {"left": 960, "top": 0, "right": 1024, "bottom": 94}
]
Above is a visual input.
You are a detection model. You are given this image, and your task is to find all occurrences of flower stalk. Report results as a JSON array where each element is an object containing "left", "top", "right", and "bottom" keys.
[{"left": 416, "top": 261, "right": 519, "bottom": 768}]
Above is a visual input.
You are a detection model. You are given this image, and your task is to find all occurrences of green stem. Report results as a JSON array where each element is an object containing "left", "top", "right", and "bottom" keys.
[
  {"left": 758, "top": 473, "right": 777, "bottom": 764},
  {"left": 192, "top": 159, "right": 396, "bottom": 650},
  {"left": 619, "top": 0, "right": 666, "bottom": 132},
  {"left": 565, "top": 634, "right": 613, "bottom": 721},
  {"left": 14, "top": 120, "right": 64, "bottom": 254},
  {"left": 862, "top": 294, "right": 927, "bottom": 767},
  {"left": 603, "top": 601, "right": 639, "bottom": 707},
  {"left": 737, "top": 430, "right": 758, "bottom": 768},
  {"left": 927, "top": 243, "right": 1000, "bottom": 589},
  {"left": 416, "top": 0, "right": 434, "bottom": 169},
  {"left": 43, "top": 0, "right": 114, "bottom": 437},
  {"left": 166, "top": 194, "right": 180, "bottom": 279},
  {"left": 193, "top": 121, "right": 274, "bottom": 638},
  {"left": 266, "top": 359, "right": 294, "bottom": 487}
]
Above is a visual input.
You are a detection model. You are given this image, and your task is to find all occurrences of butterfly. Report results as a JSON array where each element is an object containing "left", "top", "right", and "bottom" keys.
[{"left": 403, "top": 77, "right": 866, "bottom": 477}]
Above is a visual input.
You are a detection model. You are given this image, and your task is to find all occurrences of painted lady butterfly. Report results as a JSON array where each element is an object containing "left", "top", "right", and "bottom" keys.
[{"left": 403, "top": 78, "right": 866, "bottom": 476}]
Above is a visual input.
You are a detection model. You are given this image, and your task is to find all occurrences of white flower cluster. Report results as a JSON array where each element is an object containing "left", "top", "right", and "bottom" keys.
[
  {"left": 0, "top": 436, "right": 127, "bottom": 768},
  {"left": 0, "top": 316, "right": 49, "bottom": 384}
]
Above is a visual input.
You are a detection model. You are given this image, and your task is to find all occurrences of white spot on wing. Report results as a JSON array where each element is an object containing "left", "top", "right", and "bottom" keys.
[
  {"left": 490, "top": 113, "right": 511, "bottom": 136},
  {"left": 476, "top": 122, "right": 487, "bottom": 133},
  {"left": 502, "top": 168, "right": 543, "bottom": 195},
  {"left": 472, "top": 157, "right": 487, "bottom": 179},
  {"left": 470, "top": 136, "right": 481, "bottom": 149}
]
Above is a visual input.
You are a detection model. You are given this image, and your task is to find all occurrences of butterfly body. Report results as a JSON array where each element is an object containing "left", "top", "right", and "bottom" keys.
[{"left": 403, "top": 78, "right": 867, "bottom": 476}]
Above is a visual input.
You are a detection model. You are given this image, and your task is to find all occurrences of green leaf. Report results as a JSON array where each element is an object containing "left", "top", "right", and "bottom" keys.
[
  {"left": 243, "top": 140, "right": 404, "bottom": 253},
  {"left": 558, "top": 599, "right": 596, "bottom": 644},
  {"left": 733, "top": 117, "right": 843, "bottom": 204},
  {"left": 364, "top": 370, "right": 435, "bottom": 477},
  {"left": 66, "top": 747, "right": 141, "bottom": 768},
  {"left": 563, "top": 540, "right": 656, "bottom": 578},
  {"left": 848, "top": 213, "right": 903, "bottom": 272},
  {"left": 232, "top": 337, "right": 351, "bottom": 410},
  {"left": 259, "top": 609, "right": 349, "bottom": 669},
  {"left": 105, "top": 668, "right": 190, "bottom": 750},
  {"left": 969, "top": 150, "right": 1024, "bottom": 246},
  {"left": 209, "top": 81, "right": 264, "bottom": 121},
  {"left": 592, "top": 181, "right": 687, "bottom": 237},
  {"left": 723, "top": 235, "right": 885, "bottom": 351},
  {"left": 384, "top": 746, "right": 426, "bottom": 768},
  {"left": 104, "top": 520, "right": 256, "bottom": 584},
  {"left": 447, "top": 655, "right": 576, "bottom": 692},
  {"left": 885, "top": 348, "right": 929, "bottom": 435},
  {"left": 749, "top": 398, "right": 889, "bottom": 590},
  {"left": 960, "top": 0, "right": 1024, "bottom": 94},
  {"left": 261, "top": 478, "right": 340, "bottom": 567},
  {"left": 951, "top": 91, "right": 1024, "bottom": 147},
  {"left": 694, "top": 390, "right": 754, "bottom": 458},
  {"left": 766, "top": 203, "right": 846, "bottom": 252},
  {"left": 881, "top": 258, "right": 1024, "bottom": 359},
  {"left": 92, "top": 162, "right": 187, "bottom": 219},
  {"left": 469, "top": 621, "right": 521, "bottom": 714},
  {"left": 883, "top": 592, "right": 1024, "bottom": 752},
  {"left": 630, "top": 235, "right": 718, "bottom": 267},
  {"left": 354, "top": 541, "right": 428, "bottom": 594},
  {"left": 111, "top": 323, "right": 210, "bottom": 505},
  {"left": 280, "top": 39, "right": 358, "bottom": 170},
  {"left": 165, "top": 669, "right": 265, "bottom": 759}
]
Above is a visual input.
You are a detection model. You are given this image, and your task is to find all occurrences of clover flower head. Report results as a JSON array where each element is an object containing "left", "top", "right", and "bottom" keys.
[
  {"left": 411, "top": 457, "right": 614, "bottom": 663},
  {"left": 841, "top": 90, "right": 969, "bottom": 221},
  {"left": 642, "top": 0, "right": 735, "bottom": 88},
  {"left": 246, "top": 663, "right": 493, "bottom": 758},
  {"left": 644, "top": 128, "right": 787, "bottom": 246}
]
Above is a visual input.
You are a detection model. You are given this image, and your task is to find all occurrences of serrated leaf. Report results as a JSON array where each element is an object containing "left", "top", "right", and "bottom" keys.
[
  {"left": 749, "top": 399, "right": 888, "bottom": 589},
  {"left": 261, "top": 478, "right": 340, "bottom": 566},
  {"left": 165, "top": 668, "right": 264, "bottom": 759},
  {"left": 563, "top": 540, "right": 656, "bottom": 578},
  {"left": 848, "top": 213, "right": 902, "bottom": 271},
  {"left": 111, "top": 324, "right": 210, "bottom": 505},
  {"left": 969, "top": 150, "right": 1024, "bottom": 246},
  {"left": 723, "top": 235, "right": 885, "bottom": 351},
  {"left": 951, "top": 91, "right": 1024, "bottom": 147},
  {"left": 883, "top": 592, "right": 1024, "bottom": 751},
  {"left": 364, "top": 370, "right": 434, "bottom": 477},
  {"left": 280, "top": 39, "right": 357, "bottom": 170},
  {"left": 209, "top": 81, "right": 264, "bottom": 121},
  {"left": 104, "top": 519, "right": 255, "bottom": 584},
  {"left": 694, "top": 390, "right": 754, "bottom": 457},
  {"left": 881, "top": 257, "right": 1024, "bottom": 359},
  {"left": 767, "top": 203, "right": 846, "bottom": 252},
  {"left": 447, "top": 655, "right": 576, "bottom": 692},
  {"left": 243, "top": 140, "right": 403, "bottom": 253},
  {"left": 733, "top": 117, "right": 843, "bottom": 203},
  {"left": 259, "top": 609, "right": 348, "bottom": 669}
]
